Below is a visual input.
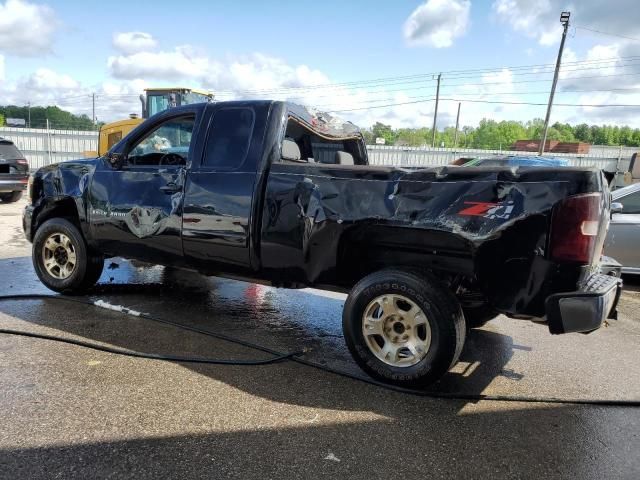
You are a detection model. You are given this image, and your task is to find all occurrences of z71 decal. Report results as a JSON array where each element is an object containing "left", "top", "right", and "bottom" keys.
[{"left": 458, "top": 201, "right": 515, "bottom": 220}]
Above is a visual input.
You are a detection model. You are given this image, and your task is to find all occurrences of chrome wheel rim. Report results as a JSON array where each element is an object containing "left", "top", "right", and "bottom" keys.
[
  {"left": 362, "top": 294, "right": 432, "bottom": 367},
  {"left": 42, "top": 233, "right": 77, "bottom": 280}
]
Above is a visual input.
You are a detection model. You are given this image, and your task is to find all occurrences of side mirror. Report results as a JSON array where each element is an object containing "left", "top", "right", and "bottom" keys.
[
  {"left": 611, "top": 202, "right": 623, "bottom": 214},
  {"left": 107, "top": 152, "right": 125, "bottom": 170}
]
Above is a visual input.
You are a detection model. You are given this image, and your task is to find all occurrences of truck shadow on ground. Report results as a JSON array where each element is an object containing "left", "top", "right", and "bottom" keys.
[
  {"left": 621, "top": 273, "right": 640, "bottom": 292},
  {"left": 0, "top": 257, "right": 525, "bottom": 408}
]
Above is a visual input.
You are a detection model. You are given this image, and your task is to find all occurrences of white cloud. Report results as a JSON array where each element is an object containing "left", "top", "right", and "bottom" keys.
[
  {"left": 107, "top": 47, "right": 332, "bottom": 102},
  {"left": 570, "top": 0, "right": 637, "bottom": 38},
  {"left": 218, "top": 54, "right": 330, "bottom": 94},
  {"left": 112, "top": 31, "right": 158, "bottom": 54},
  {"left": 0, "top": 54, "right": 4, "bottom": 81},
  {"left": 403, "top": 0, "right": 470, "bottom": 48},
  {"left": 560, "top": 43, "right": 630, "bottom": 90},
  {"left": 108, "top": 46, "right": 210, "bottom": 81},
  {"left": 492, "top": 0, "right": 640, "bottom": 47},
  {"left": 0, "top": 0, "right": 58, "bottom": 56},
  {"left": 492, "top": 0, "right": 566, "bottom": 46},
  {"left": 23, "top": 68, "right": 79, "bottom": 91}
]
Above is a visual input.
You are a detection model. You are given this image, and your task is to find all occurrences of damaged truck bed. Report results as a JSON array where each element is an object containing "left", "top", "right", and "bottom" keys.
[{"left": 23, "top": 100, "right": 622, "bottom": 387}]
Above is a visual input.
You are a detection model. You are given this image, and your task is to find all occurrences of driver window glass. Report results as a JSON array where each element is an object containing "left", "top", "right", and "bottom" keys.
[
  {"left": 128, "top": 116, "right": 194, "bottom": 167},
  {"left": 619, "top": 191, "right": 640, "bottom": 214}
]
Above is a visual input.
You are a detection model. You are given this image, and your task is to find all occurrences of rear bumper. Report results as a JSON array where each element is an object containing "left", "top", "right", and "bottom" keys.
[
  {"left": 546, "top": 274, "right": 622, "bottom": 334},
  {"left": 0, "top": 177, "right": 28, "bottom": 192}
]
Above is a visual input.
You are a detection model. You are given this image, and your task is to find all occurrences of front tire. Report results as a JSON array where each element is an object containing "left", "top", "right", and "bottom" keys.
[
  {"left": 342, "top": 269, "right": 466, "bottom": 388},
  {"left": 32, "top": 218, "right": 104, "bottom": 294},
  {"left": 0, "top": 191, "right": 22, "bottom": 203}
]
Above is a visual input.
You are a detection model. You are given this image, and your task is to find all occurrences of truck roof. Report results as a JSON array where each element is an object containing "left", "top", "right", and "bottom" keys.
[
  {"left": 137, "top": 98, "right": 363, "bottom": 141},
  {"left": 285, "top": 102, "right": 362, "bottom": 140},
  {"left": 182, "top": 99, "right": 363, "bottom": 140}
]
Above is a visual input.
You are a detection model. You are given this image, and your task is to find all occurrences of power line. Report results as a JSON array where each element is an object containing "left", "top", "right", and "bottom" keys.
[
  {"left": 575, "top": 25, "right": 640, "bottom": 43},
  {"left": 310, "top": 84, "right": 640, "bottom": 111},
  {"left": 326, "top": 97, "right": 640, "bottom": 113},
  {"left": 223, "top": 68, "right": 640, "bottom": 104},
  {"left": 265, "top": 70, "right": 640, "bottom": 103},
  {"left": 13, "top": 57, "right": 640, "bottom": 112},
  {"left": 210, "top": 55, "right": 640, "bottom": 96},
  {"left": 444, "top": 98, "right": 640, "bottom": 107},
  {"left": 257, "top": 71, "right": 640, "bottom": 107},
  {"left": 212, "top": 68, "right": 640, "bottom": 107},
  {"left": 432, "top": 70, "right": 640, "bottom": 89}
]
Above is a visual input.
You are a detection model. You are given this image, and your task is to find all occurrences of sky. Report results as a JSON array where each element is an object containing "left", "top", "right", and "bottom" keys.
[{"left": 1, "top": 0, "right": 640, "bottom": 129}]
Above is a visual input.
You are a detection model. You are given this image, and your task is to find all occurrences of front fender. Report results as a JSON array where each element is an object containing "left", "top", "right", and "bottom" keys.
[{"left": 28, "top": 158, "right": 98, "bottom": 243}]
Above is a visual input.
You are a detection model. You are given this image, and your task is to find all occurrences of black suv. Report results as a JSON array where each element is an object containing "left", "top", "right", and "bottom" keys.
[{"left": 0, "top": 137, "right": 29, "bottom": 203}]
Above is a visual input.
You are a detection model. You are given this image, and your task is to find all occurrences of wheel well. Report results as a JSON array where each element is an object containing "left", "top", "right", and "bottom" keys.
[
  {"left": 336, "top": 226, "right": 476, "bottom": 288},
  {"left": 34, "top": 197, "right": 82, "bottom": 236}
]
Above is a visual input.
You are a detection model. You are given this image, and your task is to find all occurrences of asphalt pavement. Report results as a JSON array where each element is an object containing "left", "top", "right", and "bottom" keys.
[{"left": 0, "top": 197, "right": 639, "bottom": 479}]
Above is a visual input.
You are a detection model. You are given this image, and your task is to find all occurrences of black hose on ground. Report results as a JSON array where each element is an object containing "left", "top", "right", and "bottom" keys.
[
  {"left": 1, "top": 293, "right": 639, "bottom": 407},
  {"left": 0, "top": 328, "right": 298, "bottom": 365}
]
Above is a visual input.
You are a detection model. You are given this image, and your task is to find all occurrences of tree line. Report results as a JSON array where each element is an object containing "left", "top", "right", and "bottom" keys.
[
  {"left": 0, "top": 105, "right": 98, "bottom": 130},
  {"left": 362, "top": 119, "right": 640, "bottom": 149}
]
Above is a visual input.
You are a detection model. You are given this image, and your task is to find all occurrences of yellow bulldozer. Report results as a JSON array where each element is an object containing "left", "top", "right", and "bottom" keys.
[{"left": 96, "top": 87, "right": 213, "bottom": 156}]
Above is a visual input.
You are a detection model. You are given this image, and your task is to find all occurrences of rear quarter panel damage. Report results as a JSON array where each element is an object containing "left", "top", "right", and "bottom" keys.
[{"left": 260, "top": 164, "right": 604, "bottom": 316}]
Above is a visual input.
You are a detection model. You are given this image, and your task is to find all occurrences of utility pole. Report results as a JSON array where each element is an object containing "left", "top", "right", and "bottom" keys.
[
  {"left": 431, "top": 73, "right": 441, "bottom": 148},
  {"left": 453, "top": 102, "right": 461, "bottom": 148},
  {"left": 92, "top": 93, "right": 96, "bottom": 126},
  {"left": 27, "top": 102, "right": 31, "bottom": 128},
  {"left": 539, "top": 11, "right": 570, "bottom": 155}
]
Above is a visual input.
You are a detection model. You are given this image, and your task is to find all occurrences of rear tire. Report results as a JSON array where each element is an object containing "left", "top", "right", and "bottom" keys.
[
  {"left": 342, "top": 269, "right": 466, "bottom": 388},
  {"left": 32, "top": 218, "right": 104, "bottom": 294},
  {"left": 0, "top": 191, "right": 22, "bottom": 203}
]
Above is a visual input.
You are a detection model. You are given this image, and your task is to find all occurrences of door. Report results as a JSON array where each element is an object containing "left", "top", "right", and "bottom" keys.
[
  {"left": 89, "top": 114, "right": 197, "bottom": 264},
  {"left": 605, "top": 188, "right": 640, "bottom": 271},
  {"left": 182, "top": 103, "right": 268, "bottom": 273}
]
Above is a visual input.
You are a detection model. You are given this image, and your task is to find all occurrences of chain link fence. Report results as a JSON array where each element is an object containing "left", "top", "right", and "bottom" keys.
[
  {"left": 366, "top": 145, "right": 633, "bottom": 173},
  {"left": 0, "top": 126, "right": 98, "bottom": 169},
  {"left": 1, "top": 126, "right": 637, "bottom": 177}
]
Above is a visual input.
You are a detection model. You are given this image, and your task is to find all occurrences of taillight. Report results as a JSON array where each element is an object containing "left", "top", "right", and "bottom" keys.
[
  {"left": 16, "top": 159, "right": 28, "bottom": 165},
  {"left": 549, "top": 193, "right": 603, "bottom": 264}
]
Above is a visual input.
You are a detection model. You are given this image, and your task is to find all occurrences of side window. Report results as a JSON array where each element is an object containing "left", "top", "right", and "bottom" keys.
[
  {"left": 127, "top": 116, "right": 194, "bottom": 167},
  {"left": 203, "top": 108, "right": 254, "bottom": 169},
  {"left": 107, "top": 131, "right": 122, "bottom": 150},
  {"left": 619, "top": 191, "right": 640, "bottom": 214}
]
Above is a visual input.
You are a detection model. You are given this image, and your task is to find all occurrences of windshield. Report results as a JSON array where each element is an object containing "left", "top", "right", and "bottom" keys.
[
  {"left": 146, "top": 91, "right": 210, "bottom": 117},
  {"left": 0, "top": 141, "right": 24, "bottom": 160},
  {"left": 147, "top": 93, "right": 171, "bottom": 117},
  {"left": 181, "top": 92, "right": 210, "bottom": 105}
]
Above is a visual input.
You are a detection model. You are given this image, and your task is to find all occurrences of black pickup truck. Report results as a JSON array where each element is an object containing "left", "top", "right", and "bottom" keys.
[{"left": 23, "top": 100, "right": 621, "bottom": 387}]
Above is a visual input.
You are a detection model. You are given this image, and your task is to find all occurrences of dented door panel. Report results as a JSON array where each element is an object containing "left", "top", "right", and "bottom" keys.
[{"left": 88, "top": 161, "right": 186, "bottom": 264}]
